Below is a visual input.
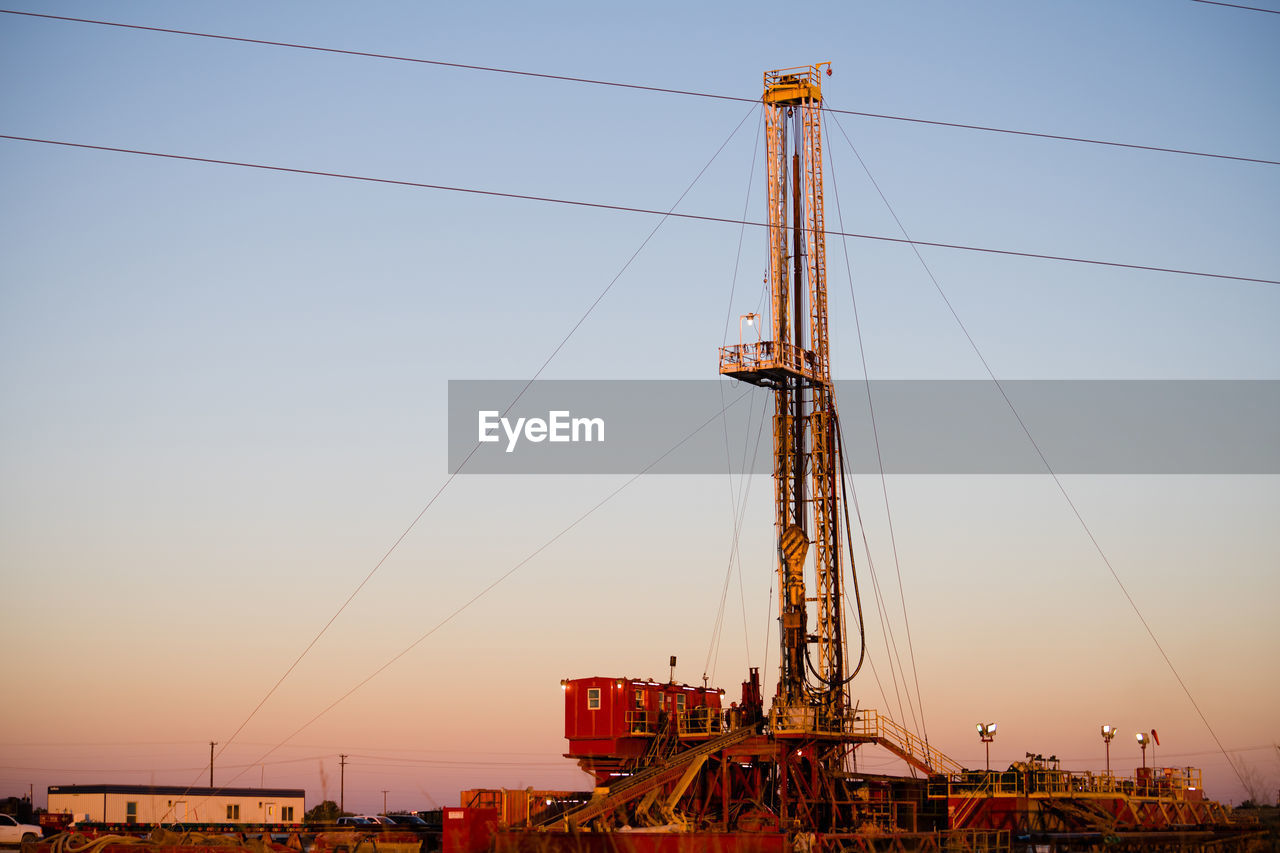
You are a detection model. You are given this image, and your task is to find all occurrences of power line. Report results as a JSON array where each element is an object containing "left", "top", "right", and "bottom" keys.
[
  {"left": 2, "top": 9, "right": 1276, "bottom": 167},
  {"left": 0, "top": 10, "right": 748, "bottom": 101},
  {"left": 827, "top": 123, "right": 929, "bottom": 746},
  {"left": 4, "top": 133, "right": 1275, "bottom": 286},
  {"left": 165, "top": 111, "right": 755, "bottom": 797},
  {"left": 234, "top": 389, "right": 752, "bottom": 777},
  {"left": 1191, "top": 0, "right": 1280, "bottom": 12},
  {"left": 833, "top": 108, "right": 1279, "bottom": 167},
  {"left": 826, "top": 109, "right": 1250, "bottom": 795}
]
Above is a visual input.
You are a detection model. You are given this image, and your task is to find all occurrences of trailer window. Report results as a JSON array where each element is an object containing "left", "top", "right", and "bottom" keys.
[
  {"left": 587, "top": 687, "right": 601, "bottom": 709},
  {"left": 227, "top": 804, "right": 240, "bottom": 820},
  {"left": 126, "top": 802, "right": 137, "bottom": 825}
]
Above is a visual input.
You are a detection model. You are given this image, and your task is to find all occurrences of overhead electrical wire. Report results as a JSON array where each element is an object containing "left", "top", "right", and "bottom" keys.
[
  {"left": 184, "top": 108, "right": 758, "bottom": 794},
  {"left": 826, "top": 108, "right": 1250, "bottom": 792},
  {"left": 230, "top": 388, "right": 752, "bottom": 784},
  {"left": 706, "top": 109, "right": 765, "bottom": 686},
  {"left": 4, "top": 4, "right": 1269, "bottom": 795},
  {"left": 3, "top": 133, "right": 1275, "bottom": 287},
  {"left": 825, "top": 128, "right": 930, "bottom": 749},
  {"left": 2, "top": 9, "right": 1277, "bottom": 167},
  {"left": 1191, "top": 0, "right": 1280, "bottom": 12}
]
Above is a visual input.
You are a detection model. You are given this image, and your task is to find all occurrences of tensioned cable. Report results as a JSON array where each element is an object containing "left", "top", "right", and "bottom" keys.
[
  {"left": 0, "top": 755, "right": 333, "bottom": 774},
  {"left": 218, "top": 389, "right": 752, "bottom": 786},
  {"left": 705, "top": 389, "right": 770, "bottom": 685},
  {"left": 157, "top": 103, "right": 758, "bottom": 809},
  {"left": 345, "top": 754, "right": 568, "bottom": 768},
  {"left": 825, "top": 126, "right": 929, "bottom": 745},
  {"left": 1191, "top": 0, "right": 1280, "bottom": 12},
  {"left": 826, "top": 391, "right": 911, "bottom": 729},
  {"left": 835, "top": 432, "right": 895, "bottom": 721},
  {"left": 3, "top": 9, "right": 1276, "bottom": 167},
  {"left": 4, "top": 134, "right": 1275, "bottom": 288},
  {"left": 827, "top": 109, "right": 1250, "bottom": 791},
  {"left": 832, "top": 420, "right": 867, "bottom": 685},
  {"left": 706, "top": 107, "right": 764, "bottom": 683},
  {"left": 841, "top": 456, "right": 913, "bottom": 750}
]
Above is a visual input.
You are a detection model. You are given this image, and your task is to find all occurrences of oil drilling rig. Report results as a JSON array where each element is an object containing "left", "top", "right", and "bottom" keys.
[
  {"left": 532, "top": 64, "right": 958, "bottom": 838},
  {"left": 480, "top": 65, "right": 1249, "bottom": 853}
]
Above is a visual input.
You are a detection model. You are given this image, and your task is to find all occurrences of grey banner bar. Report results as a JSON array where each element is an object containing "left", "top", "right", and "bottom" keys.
[{"left": 447, "top": 380, "right": 1279, "bottom": 475}]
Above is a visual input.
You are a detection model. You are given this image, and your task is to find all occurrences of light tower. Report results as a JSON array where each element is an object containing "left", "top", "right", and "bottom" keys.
[
  {"left": 977, "top": 723, "right": 997, "bottom": 772},
  {"left": 1101, "top": 724, "right": 1116, "bottom": 775}
]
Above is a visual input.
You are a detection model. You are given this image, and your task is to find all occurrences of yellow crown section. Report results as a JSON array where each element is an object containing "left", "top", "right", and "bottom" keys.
[{"left": 762, "top": 63, "right": 829, "bottom": 105}]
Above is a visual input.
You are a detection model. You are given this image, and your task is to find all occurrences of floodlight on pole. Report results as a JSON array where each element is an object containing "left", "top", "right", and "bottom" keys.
[
  {"left": 976, "top": 723, "right": 997, "bottom": 772},
  {"left": 1101, "top": 724, "right": 1116, "bottom": 775},
  {"left": 1136, "top": 732, "right": 1149, "bottom": 770}
]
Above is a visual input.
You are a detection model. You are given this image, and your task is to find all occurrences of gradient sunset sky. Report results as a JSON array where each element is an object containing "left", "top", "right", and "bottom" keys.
[{"left": 2, "top": 0, "right": 1277, "bottom": 815}]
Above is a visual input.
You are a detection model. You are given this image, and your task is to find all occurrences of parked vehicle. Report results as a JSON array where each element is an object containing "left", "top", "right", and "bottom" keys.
[
  {"left": 382, "top": 814, "right": 428, "bottom": 826},
  {"left": 0, "top": 814, "right": 42, "bottom": 845}
]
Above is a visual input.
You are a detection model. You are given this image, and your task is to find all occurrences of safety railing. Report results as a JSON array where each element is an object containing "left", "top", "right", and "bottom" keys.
[
  {"left": 940, "top": 765, "right": 1208, "bottom": 800},
  {"left": 765, "top": 66, "right": 824, "bottom": 91},
  {"left": 625, "top": 708, "right": 725, "bottom": 737},
  {"left": 942, "top": 770, "right": 1027, "bottom": 797},
  {"left": 762, "top": 65, "right": 829, "bottom": 106},
  {"left": 677, "top": 706, "right": 723, "bottom": 737},
  {"left": 770, "top": 702, "right": 846, "bottom": 736},
  {"left": 719, "top": 340, "right": 823, "bottom": 384},
  {"left": 818, "top": 829, "right": 1009, "bottom": 853},
  {"left": 624, "top": 711, "right": 655, "bottom": 735},
  {"left": 850, "top": 709, "right": 964, "bottom": 776}
]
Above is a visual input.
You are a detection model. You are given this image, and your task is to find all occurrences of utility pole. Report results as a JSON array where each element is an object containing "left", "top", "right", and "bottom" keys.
[
  {"left": 381, "top": 790, "right": 388, "bottom": 815},
  {"left": 339, "top": 754, "right": 348, "bottom": 813},
  {"left": 209, "top": 741, "right": 217, "bottom": 789}
]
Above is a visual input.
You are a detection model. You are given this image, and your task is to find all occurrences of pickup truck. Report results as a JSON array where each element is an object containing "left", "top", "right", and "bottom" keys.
[{"left": 0, "top": 814, "right": 42, "bottom": 846}]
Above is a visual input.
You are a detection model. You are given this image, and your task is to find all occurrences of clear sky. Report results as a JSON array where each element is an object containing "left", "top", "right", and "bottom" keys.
[{"left": 1, "top": 0, "right": 1277, "bottom": 816}]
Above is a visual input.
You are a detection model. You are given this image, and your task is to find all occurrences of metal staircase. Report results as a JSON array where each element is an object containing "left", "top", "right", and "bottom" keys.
[
  {"left": 541, "top": 724, "right": 759, "bottom": 829},
  {"left": 850, "top": 710, "right": 963, "bottom": 777}
]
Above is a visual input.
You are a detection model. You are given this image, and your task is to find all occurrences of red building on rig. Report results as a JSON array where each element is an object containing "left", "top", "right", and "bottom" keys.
[{"left": 562, "top": 674, "right": 730, "bottom": 785}]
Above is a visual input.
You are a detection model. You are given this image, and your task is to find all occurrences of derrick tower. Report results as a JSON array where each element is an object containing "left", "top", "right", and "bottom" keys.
[
  {"left": 720, "top": 63, "right": 847, "bottom": 739},
  {"left": 529, "top": 64, "right": 1241, "bottom": 844}
]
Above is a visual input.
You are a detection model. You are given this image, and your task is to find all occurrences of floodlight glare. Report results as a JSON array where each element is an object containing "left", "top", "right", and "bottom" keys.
[{"left": 976, "top": 722, "right": 998, "bottom": 771}]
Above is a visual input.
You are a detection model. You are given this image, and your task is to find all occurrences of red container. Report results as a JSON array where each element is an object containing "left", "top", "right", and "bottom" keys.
[{"left": 442, "top": 808, "right": 497, "bottom": 853}]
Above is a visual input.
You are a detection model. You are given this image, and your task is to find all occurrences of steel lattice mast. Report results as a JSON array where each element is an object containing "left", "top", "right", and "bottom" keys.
[{"left": 720, "top": 63, "right": 847, "bottom": 736}]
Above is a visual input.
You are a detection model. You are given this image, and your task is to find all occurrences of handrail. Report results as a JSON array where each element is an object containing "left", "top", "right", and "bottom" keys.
[
  {"left": 543, "top": 725, "right": 758, "bottom": 829},
  {"left": 849, "top": 709, "right": 964, "bottom": 776},
  {"left": 676, "top": 706, "right": 723, "bottom": 736},
  {"left": 719, "top": 341, "right": 824, "bottom": 383},
  {"left": 942, "top": 764, "right": 1208, "bottom": 800}
]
